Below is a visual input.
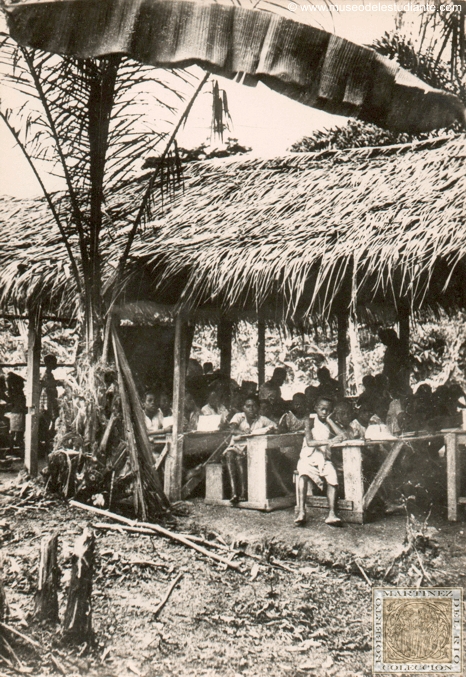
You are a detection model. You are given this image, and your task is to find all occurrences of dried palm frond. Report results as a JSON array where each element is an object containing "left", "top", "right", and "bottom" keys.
[{"left": 2, "top": 135, "right": 466, "bottom": 325}]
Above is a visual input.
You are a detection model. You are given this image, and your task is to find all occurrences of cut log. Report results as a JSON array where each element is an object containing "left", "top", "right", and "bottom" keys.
[
  {"left": 62, "top": 527, "right": 94, "bottom": 644},
  {"left": 34, "top": 532, "right": 59, "bottom": 623}
]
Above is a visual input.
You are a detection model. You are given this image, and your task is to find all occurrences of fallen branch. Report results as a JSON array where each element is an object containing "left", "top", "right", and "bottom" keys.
[
  {"left": 49, "top": 653, "right": 67, "bottom": 675},
  {"left": 1, "top": 634, "right": 22, "bottom": 668},
  {"left": 71, "top": 501, "right": 241, "bottom": 572},
  {"left": 93, "top": 522, "right": 157, "bottom": 537},
  {"left": 153, "top": 573, "right": 183, "bottom": 619},
  {"left": 0, "top": 623, "right": 41, "bottom": 650}
]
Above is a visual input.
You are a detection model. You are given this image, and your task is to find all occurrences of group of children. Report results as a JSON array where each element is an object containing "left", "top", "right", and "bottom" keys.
[
  {"left": 142, "top": 360, "right": 466, "bottom": 526},
  {"left": 0, "top": 354, "right": 60, "bottom": 458}
]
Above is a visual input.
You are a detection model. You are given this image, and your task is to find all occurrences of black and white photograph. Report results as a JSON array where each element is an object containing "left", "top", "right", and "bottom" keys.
[{"left": 0, "top": 0, "right": 465, "bottom": 675}]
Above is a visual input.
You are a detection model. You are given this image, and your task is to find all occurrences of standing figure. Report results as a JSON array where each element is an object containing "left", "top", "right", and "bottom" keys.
[
  {"left": 6, "top": 372, "right": 26, "bottom": 456},
  {"left": 224, "top": 395, "right": 276, "bottom": 504},
  {"left": 378, "top": 328, "right": 411, "bottom": 393},
  {"left": 39, "top": 355, "right": 60, "bottom": 455}
]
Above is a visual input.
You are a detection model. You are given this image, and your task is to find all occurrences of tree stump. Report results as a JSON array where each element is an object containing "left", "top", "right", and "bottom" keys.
[
  {"left": 34, "top": 532, "right": 59, "bottom": 623},
  {"left": 62, "top": 527, "right": 94, "bottom": 644},
  {"left": 0, "top": 577, "right": 7, "bottom": 623}
]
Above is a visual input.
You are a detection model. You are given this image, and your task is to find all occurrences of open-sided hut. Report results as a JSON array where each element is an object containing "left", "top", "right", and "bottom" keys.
[{"left": 1, "top": 133, "right": 466, "bottom": 498}]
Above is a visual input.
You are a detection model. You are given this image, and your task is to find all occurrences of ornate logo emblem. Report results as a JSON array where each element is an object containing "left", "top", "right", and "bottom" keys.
[{"left": 373, "top": 588, "right": 462, "bottom": 674}]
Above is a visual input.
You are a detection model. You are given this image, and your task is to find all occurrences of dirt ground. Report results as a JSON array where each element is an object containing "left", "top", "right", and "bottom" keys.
[{"left": 1, "top": 466, "right": 465, "bottom": 677}]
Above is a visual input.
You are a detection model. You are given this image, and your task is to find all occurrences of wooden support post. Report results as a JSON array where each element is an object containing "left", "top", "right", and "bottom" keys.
[
  {"left": 446, "top": 433, "right": 460, "bottom": 521},
  {"left": 342, "top": 445, "right": 364, "bottom": 524},
  {"left": 62, "top": 527, "right": 94, "bottom": 644},
  {"left": 217, "top": 318, "right": 233, "bottom": 379},
  {"left": 34, "top": 532, "right": 59, "bottom": 623},
  {"left": 25, "top": 312, "right": 41, "bottom": 477},
  {"left": 257, "top": 317, "right": 266, "bottom": 387},
  {"left": 398, "top": 305, "right": 410, "bottom": 390},
  {"left": 337, "top": 313, "right": 348, "bottom": 395},
  {"left": 348, "top": 314, "right": 363, "bottom": 394},
  {"left": 164, "top": 314, "right": 188, "bottom": 502}
]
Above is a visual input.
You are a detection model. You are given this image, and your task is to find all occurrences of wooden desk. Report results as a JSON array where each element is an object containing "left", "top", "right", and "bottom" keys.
[
  {"left": 151, "top": 431, "right": 231, "bottom": 460},
  {"left": 204, "top": 430, "right": 466, "bottom": 522},
  {"left": 444, "top": 429, "right": 466, "bottom": 521},
  {"left": 205, "top": 433, "right": 303, "bottom": 511}
]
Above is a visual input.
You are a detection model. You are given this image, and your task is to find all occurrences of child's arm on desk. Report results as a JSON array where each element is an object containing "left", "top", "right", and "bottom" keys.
[{"left": 304, "top": 416, "right": 315, "bottom": 447}]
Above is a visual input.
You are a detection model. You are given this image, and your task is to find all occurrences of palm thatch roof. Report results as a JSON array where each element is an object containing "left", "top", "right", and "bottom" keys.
[
  {"left": 1, "top": 134, "right": 466, "bottom": 323},
  {"left": 127, "top": 134, "right": 466, "bottom": 321}
]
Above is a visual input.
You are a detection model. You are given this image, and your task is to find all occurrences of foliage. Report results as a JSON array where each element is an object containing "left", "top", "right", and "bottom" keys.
[
  {"left": 289, "top": 119, "right": 414, "bottom": 153},
  {"left": 191, "top": 312, "right": 466, "bottom": 397},
  {"left": 290, "top": 31, "right": 464, "bottom": 154},
  {"left": 144, "top": 138, "right": 252, "bottom": 168},
  {"left": 0, "top": 34, "right": 205, "bottom": 356},
  {"left": 373, "top": 31, "right": 466, "bottom": 104}
]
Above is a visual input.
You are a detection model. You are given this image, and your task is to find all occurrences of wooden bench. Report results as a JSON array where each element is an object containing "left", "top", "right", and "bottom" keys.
[{"left": 205, "top": 430, "right": 466, "bottom": 523}]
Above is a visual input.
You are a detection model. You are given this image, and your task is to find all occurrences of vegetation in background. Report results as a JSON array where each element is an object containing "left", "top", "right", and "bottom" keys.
[
  {"left": 291, "top": 30, "right": 465, "bottom": 154},
  {"left": 191, "top": 313, "right": 466, "bottom": 397}
]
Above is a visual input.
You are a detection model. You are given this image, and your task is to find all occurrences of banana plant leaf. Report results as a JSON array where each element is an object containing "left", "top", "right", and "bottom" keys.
[{"left": 2, "top": 0, "right": 465, "bottom": 133}]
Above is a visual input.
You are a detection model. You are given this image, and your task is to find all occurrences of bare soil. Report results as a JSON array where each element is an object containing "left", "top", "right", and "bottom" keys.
[{"left": 0, "top": 470, "right": 465, "bottom": 677}]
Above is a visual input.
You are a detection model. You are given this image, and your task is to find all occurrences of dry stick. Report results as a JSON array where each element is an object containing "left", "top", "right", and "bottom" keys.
[
  {"left": 1, "top": 635, "right": 22, "bottom": 668},
  {"left": 99, "top": 413, "right": 116, "bottom": 455},
  {"left": 95, "top": 519, "right": 291, "bottom": 573},
  {"left": 34, "top": 532, "right": 59, "bottom": 623},
  {"left": 153, "top": 573, "right": 183, "bottom": 619},
  {"left": 49, "top": 653, "right": 67, "bottom": 675},
  {"left": 93, "top": 522, "right": 155, "bottom": 537},
  {"left": 354, "top": 560, "right": 372, "bottom": 586},
  {"left": 71, "top": 501, "right": 241, "bottom": 571},
  {"left": 414, "top": 548, "right": 433, "bottom": 583},
  {"left": 0, "top": 623, "right": 41, "bottom": 650}
]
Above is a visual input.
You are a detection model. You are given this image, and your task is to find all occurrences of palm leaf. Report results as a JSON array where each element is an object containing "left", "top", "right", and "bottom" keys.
[{"left": 3, "top": 0, "right": 465, "bottom": 132}]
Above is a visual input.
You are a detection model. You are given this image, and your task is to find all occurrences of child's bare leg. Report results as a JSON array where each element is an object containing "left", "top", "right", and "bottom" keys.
[
  {"left": 295, "top": 475, "right": 307, "bottom": 524},
  {"left": 325, "top": 484, "right": 341, "bottom": 524},
  {"left": 225, "top": 451, "right": 239, "bottom": 502},
  {"left": 237, "top": 458, "right": 247, "bottom": 501}
]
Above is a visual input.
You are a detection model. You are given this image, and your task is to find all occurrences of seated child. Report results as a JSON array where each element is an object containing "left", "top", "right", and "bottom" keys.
[
  {"left": 183, "top": 391, "right": 201, "bottom": 432},
  {"left": 159, "top": 391, "right": 173, "bottom": 418},
  {"left": 201, "top": 389, "right": 229, "bottom": 427},
  {"left": 224, "top": 395, "right": 276, "bottom": 504},
  {"left": 143, "top": 392, "right": 163, "bottom": 435},
  {"left": 279, "top": 393, "right": 308, "bottom": 433},
  {"left": 295, "top": 396, "right": 346, "bottom": 526}
]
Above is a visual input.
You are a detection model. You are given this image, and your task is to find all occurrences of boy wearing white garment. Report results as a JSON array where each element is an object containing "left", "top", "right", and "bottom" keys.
[{"left": 295, "top": 396, "right": 346, "bottom": 526}]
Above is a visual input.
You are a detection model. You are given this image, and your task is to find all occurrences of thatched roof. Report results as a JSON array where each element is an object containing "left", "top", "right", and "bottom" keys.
[
  {"left": 127, "top": 134, "right": 466, "bottom": 321},
  {"left": 1, "top": 134, "right": 466, "bottom": 323}
]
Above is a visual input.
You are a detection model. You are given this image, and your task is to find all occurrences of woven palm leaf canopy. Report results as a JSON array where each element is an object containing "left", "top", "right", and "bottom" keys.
[
  {"left": 2, "top": 0, "right": 465, "bottom": 133},
  {"left": 1, "top": 135, "right": 465, "bottom": 323}
]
